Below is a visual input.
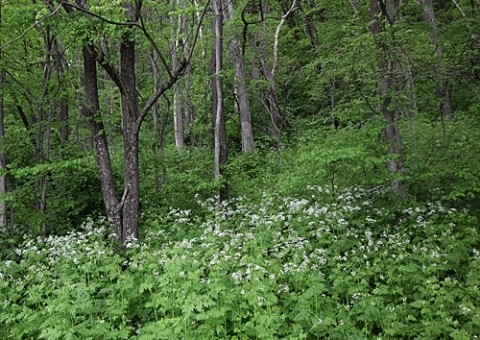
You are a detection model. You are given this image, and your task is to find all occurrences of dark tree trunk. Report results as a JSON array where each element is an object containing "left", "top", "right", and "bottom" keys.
[
  {"left": 82, "top": 45, "right": 122, "bottom": 237},
  {"left": 119, "top": 37, "right": 140, "bottom": 243},
  {"left": 62, "top": 0, "right": 191, "bottom": 244}
]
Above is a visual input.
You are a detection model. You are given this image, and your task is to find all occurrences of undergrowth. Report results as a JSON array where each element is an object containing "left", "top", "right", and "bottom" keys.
[{"left": 1, "top": 185, "right": 479, "bottom": 339}]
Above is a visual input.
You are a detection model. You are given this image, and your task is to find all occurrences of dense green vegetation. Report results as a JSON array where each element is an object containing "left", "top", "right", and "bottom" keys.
[
  {"left": 1, "top": 180, "right": 479, "bottom": 338},
  {"left": 1, "top": 0, "right": 480, "bottom": 338}
]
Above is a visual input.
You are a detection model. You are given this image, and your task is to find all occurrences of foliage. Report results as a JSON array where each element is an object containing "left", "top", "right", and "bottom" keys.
[
  {"left": 1, "top": 1, "right": 480, "bottom": 338},
  {"left": 402, "top": 115, "right": 480, "bottom": 210},
  {"left": 1, "top": 186, "right": 479, "bottom": 339}
]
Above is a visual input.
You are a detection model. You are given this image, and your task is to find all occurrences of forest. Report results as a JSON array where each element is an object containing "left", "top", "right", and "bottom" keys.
[{"left": 0, "top": 0, "right": 479, "bottom": 338}]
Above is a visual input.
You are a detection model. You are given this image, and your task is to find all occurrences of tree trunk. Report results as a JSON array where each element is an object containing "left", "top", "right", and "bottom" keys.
[
  {"left": 250, "top": 2, "right": 291, "bottom": 140},
  {"left": 225, "top": 0, "right": 255, "bottom": 153},
  {"left": 181, "top": 0, "right": 195, "bottom": 128},
  {"left": 421, "top": 0, "right": 452, "bottom": 120},
  {"left": 0, "top": 0, "right": 5, "bottom": 230},
  {"left": 149, "top": 51, "right": 164, "bottom": 192},
  {"left": 61, "top": 0, "right": 192, "bottom": 244},
  {"left": 35, "top": 33, "right": 54, "bottom": 234},
  {"left": 119, "top": 37, "right": 140, "bottom": 243},
  {"left": 51, "top": 38, "right": 69, "bottom": 142},
  {"left": 170, "top": 0, "right": 185, "bottom": 150},
  {"left": 257, "top": 25, "right": 283, "bottom": 138},
  {"left": 82, "top": 45, "right": 122, "bottom": 237},
  {"left": 0, "top": 71, "right": 6, "bottom": 228},
  {"left": 212, "top": 0, "right": 228, "bottom": 204},
  {"left": 370, "top": 0, "right": 404, "bottom": 196}
]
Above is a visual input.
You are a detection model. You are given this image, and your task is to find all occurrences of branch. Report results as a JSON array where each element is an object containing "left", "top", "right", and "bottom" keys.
[
  {"left": 95, "top": 46, "right": 125, "bottom": 95},
  {"left": 60, "top": 1, "right": 141, "bottom": 28},
  {"left": 185, "top": 0, "right": 210, "bottom": 66},
  {"left": 138, "top": 8, "right": 172, "bottom": 79},
  {"left": 137, "top": 59, "right": 187, "bottom": 132},
  {"left": 272, "top": 0, "right": 297, "bottom": 77},
  {"left": 451, "top": 0, "right": 466, "bottom": 17},
  {"left": 16, "top": 105, "right": 31, "bottom": 131},
  {"left": 136, "top": 0, "right": 209, "bottom": 130},
  {"left": 0, "top": 4, "right": 63, "bottom": 50},
  {"left": 118, "top": 188, "right": 129, "bottom": 211},
  {"left": 348, "top": 0, "right": 359, "bottom": 15}
]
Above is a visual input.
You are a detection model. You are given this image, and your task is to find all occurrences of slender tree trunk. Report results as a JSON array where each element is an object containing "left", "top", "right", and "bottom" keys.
[
  {"left": 51, "top": 38, "right": 69, "bottom": 142},
  {"left": 182, "top": 0, "right": 194, "bottom": 128},
  {"left": 304, "top": 11, "right": 320, "bottom": 50},
  {"left": 421, "top": 0, "right": 452, "bottom": 119},
  {"left": 212, "top": 0, "right": 228, "bottom": 204},
  {"left": 0, "top": 1, "right": 6, "bottom": 228},
  {"left": 404, "top": 65, "right": 418, "bottom": 117},
  {"left": 34, "top": 33, "right": 54, "bottom": 234},
  {"left": 370, "top": 0, "right": 404, "bottom": 196},
  {"left": 225, "top": 0, "right": 255, "bottom": 153},
  {"left": 0, "top": 71, "right": 6, "bottom": 228},
  {"left": 170, "top": 0, "right": 184, "bottom": 150},
  {"left": 149, "top": 51, "right": 163, "bottom": 191},
  {"left": 251, "top": 1, "right": 294, "bottom": 140},
  {"left": 193, "top": 0, "right": 205, "bottom": 58},
  {"left": 257, "top": 22, "right": 283, "bottom": 138}
]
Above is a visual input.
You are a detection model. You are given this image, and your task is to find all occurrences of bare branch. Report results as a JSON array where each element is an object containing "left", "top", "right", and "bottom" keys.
[
  {"left": 138, "top": 59, "right": 187, "bottom": 131},
  {"left": 118, "top": 188, "right": 129, "bottom": 211},
  {"left": 349, "top": 0, "right": 359, "bottom": 15},
  {"left": 60, "top": 1, "right": 141, "bottom": 28},
  {"left": 137, "top": 0, "right": 209, "bottom": 129},
  {"left": 95, "top": 46, "right": 126, "bottom": 95},
  {"left": 451, "top": 0, "right": 466, "bottom": 17},
  {"left": 138, "top": 9, "right": 172, "bottom": 79},
  {"left": 272, "top": 0, "right": 297, "bottom": 77},
  {"left": 185, "top": 0, "right": 210, "bottom": 66}
]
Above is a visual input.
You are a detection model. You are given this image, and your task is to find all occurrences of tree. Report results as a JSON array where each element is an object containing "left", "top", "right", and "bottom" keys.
[
  {"left": 370, "top": 0, "right": 404, "bottom": 196},
  {"left": 225, "top": 0, "right": 254, "bottom": 153},
  {"left": 0, "top": 0, "right": 6, "bottom": 228},
  {"left": 170, "top": 0, "right": 185, "bottom": 150},
  {"left": 212, "top": 0, "right": 227, "bottom": 204},
  {"left": 58, "top": 0, "right": 202, "bottom": 243}
]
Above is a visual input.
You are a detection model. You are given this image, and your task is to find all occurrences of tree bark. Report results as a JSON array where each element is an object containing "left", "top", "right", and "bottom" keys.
[
  {"left": 61, "top": 0, "right": 196, "bottom": 244},
  {"left": 0, "top": 1, "right": 6, "bottom": 228},
  {"left": 0, "top": 71, "right": 6, "bottom": 228},
  {"left": 82, "top": 45, "right": 122, "bottom": 238},
  {"left": 370, "top": 0, "right": 404, "bottom": 196},
  {"left": 212, "top": 0, "right": 228, "bottom": 204},
  {"left": 170, "top": 0, "right": 185, "bottom": 150},
  {"left": 119, "top": 36, "right": 140, "bottom": 242},
  {"left": 181, "top": 1, "right": 195, "bottom": 128},
  {"left": 225, "top": 0, "right": 255, "bottom": 153}
]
